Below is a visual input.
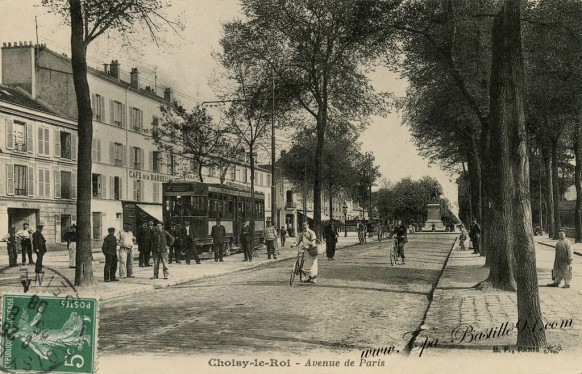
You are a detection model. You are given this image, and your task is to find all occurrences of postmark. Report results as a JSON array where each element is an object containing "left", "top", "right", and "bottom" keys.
[{"left": 0, "top": 265, "right": 98, "bottom": 374}]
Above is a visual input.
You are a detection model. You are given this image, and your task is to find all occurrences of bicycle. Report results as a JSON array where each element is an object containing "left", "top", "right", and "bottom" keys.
[
  {"left": 289, "top": 247, "right": 306, "bottom": 286},
  {"left": 358, "top": 229, "right": 366, "bottom": 245},
  {"left": 389, "top": 237, "right": 401, "bottom": 266}
]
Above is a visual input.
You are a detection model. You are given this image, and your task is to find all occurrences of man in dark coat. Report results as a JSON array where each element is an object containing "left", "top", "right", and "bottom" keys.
[
  {"left": 324, "top": 219, "right": 339, "bottom": 260},
  {"left": 389, "top": 220, "right": 408, "bottom": 265},
  {"left": 469, "top": 217, "right": 481, "bottom": 255},
  {"left": 179, "top": 219, "right": 201, "bottom": 265},
  {"left": 168, "top": 223, "right": 182, "bottom": 264},
  {"left": 136, "top": 222, "right": 152, "bottom": 267},
  {"left": 2, "top": 226, "right": 18, "bottom": 267},
  {"left": 211, "top": 218, "right": 226, "bottom": 262},
  {"left": 144, "top": 220, "right": 155, "bottom": 266},
  {"left": 102, "top": 227, "right": 119, "bottom": 282},
  {"left": 240, "top": 220, "right": 253, "bottom": 262},
  {"left": 32, "top": 224, "right": 47, "bottom": 274},
  {"left": 151, "top": 223, "right": 174, "bottom": 279}
]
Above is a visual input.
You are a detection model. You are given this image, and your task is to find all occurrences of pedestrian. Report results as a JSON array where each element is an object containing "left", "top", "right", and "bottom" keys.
[
  {"left": 168, "top": 223, "right": 182, "bottom": 264},
  {"left": 116, "top": 223, "right": 136, "bottom": 278},
  {"left": 458, "top": 225, "right": 467, "bottom": 251},
  {"left": 136, "top": 222, "right": 152, "bottom": 267},
  {"left": 263, "top": 220, "right": 278, "bottom": 259},
  {"left": 389, "top": 220, "right": 408, "bottom": 265},
  {"left": 292, "top": 222, "right": 318, "bottom": 284},
  {"left": 469, "top": 217, "right": 481, "bottom": 255},
  {"left": 211, "top": 218, "right": 227, "bottom": 262},
  {"left": 324, "top": 219, "right": 339, "bottom": 260},
  {"left": 16, "top": 223, "right": 34, "bottom": 265},
  {"left": 179, "top": 219, "right": 201, "bottom": 265},
  {"left": 240, "top": 220, "right": 253, "bottom": 262},
  {"left": 2, "top": 226, "right": 19, "bottom": 267},
  {"left": 280, "top": 226, "right": 287, "bottom": 247},
  {"left": 145, "top": 220, "right": 155, "bottom": 266},
  {"left": 547, "top": 229, "right": 573, "bottom": 289},
  {"left": 65, "top": 224, "right": 77, "bottom": 269},
  {"left": 151, "top": 223, "right": 174, "bottom": 279},
  {"left": 102, "top": 227, "right": 119, "bottom": 282},
  {"left": 32, "top": 224, "right": 47, "bottom": 274}
]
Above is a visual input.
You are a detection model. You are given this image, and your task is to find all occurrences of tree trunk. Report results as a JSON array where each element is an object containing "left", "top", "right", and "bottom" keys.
[
  {"left": 468, "top": 137, "right": 484, "bottom": 257},
  {"left": 541, "top": 146, "right": 554, "bottom": 238},
  {"left": 551, "top": 136, "right": 562, "bottom": 239},
  {"left": 70, "top": 0, "right": 95, "bottom": 286},
  {"left": 483, "top": 2, "right": 519, "bottom": 291},
  {"left": 328, "top": 185, "right": 333, "bottom": 219},
  {"left": 490, "top": 0, "right": 546, "bottom": 348},
  {"left": 574, "top": 113, "right": 582, "bottom": 242}
]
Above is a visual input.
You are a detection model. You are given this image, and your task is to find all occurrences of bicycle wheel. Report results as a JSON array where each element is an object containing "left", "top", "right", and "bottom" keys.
[
  {"left": 390, "top": 244, "right": 397, "bottom": 266},
  {"left": 299, "top": 257, "right": 306, "bottom": 283},
  {"left": 290, "top": 260, "right": 298, "bottom": 286}
]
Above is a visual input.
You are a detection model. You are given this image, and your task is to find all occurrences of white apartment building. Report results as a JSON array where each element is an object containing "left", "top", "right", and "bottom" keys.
[{"left": 0, "top": 84, "right": 77, "bottom": 248}]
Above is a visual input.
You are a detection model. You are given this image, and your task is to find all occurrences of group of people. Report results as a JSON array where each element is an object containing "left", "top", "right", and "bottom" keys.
[
  {"left": 101, "top": 219, "right": 206, "bottom": 282},
  {"left": 2, "top": 223, "right": 47, "bottom": 274}
]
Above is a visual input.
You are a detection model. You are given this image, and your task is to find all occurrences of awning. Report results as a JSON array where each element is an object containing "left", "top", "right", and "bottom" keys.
[{"left": 136, "top": 204, "right": 163, "bottom": 223}]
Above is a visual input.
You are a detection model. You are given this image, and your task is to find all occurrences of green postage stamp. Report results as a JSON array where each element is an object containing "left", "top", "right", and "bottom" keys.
[{"left": 1, "top": 294, "right": 98, "bottom": 373}]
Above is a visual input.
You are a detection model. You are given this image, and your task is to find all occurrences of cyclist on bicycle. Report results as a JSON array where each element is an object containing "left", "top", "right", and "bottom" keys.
[
  {"left": 389, "top": 220, "right": 408, "bottom": 265},
  {"left": 357, "top": 221, "right": 367, "bottom": 244},
  {"left": 291, "top": 222, "right": 318, "bottom": 284}
]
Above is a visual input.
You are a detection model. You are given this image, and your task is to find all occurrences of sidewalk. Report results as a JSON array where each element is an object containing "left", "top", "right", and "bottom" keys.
[
  {"left": 419, "top": 235, "right": 582, "bottom": 353},
  {"left": 0, "top": 234, "right": 361, "bottom": 301}
]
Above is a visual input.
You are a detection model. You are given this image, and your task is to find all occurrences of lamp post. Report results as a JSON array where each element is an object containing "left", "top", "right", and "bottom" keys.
[{"left": 342, "top": 202, "right": 348, "bottom": 237}]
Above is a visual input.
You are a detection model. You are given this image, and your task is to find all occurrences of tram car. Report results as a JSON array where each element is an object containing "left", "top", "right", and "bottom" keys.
[{"left": 162, "top": 181, "right": 265, "bottom": 253}]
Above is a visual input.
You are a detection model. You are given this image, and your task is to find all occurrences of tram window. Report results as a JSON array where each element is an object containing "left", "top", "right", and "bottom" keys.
[{"left": 228, "top": 200, "right": 234, "bottom": 218}]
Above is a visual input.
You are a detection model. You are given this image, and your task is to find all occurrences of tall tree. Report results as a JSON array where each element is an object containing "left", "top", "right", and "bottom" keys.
[
  {"left": 152, "top": 102, "right": 240, "bottom": 183},
  {"left": 489, "top": 0, "right": 546, "bottom": 347},
  {"left": 220, "top": 0, "right": 395, "bottom": 235},
  {"left": 278, "top": 124, "right": 368, "bottom": 218},
  {"left": 43, "top": 0, "right": 181, "bottom": 286}
]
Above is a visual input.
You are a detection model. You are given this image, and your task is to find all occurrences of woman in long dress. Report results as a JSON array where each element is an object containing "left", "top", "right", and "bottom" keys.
[{"left": 547, "top": 229, "right": 573, "bottom": 289}]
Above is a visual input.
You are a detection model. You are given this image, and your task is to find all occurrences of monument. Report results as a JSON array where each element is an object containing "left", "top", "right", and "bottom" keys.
[{"left": 424, "top": 186, "right": 446, "bottom": 231}]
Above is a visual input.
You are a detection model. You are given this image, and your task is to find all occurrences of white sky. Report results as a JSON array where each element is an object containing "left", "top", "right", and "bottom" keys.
[{"left": 0, "top": 0, "right": 459, "bottom": 212}]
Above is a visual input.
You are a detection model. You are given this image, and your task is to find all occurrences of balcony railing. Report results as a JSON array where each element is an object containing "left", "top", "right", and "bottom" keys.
[{"left": 285, "top": 201, "right": 297, "bottom": 209}]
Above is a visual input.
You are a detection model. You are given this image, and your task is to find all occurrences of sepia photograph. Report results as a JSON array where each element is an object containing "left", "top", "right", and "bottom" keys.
[{"left": 0, "top": 0, "right": 581, "bottom": 373}]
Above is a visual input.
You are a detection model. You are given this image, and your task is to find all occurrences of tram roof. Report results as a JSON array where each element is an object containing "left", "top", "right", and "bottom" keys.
[{"left": 163, "top": 181, "right": 265, "bottom": 197}]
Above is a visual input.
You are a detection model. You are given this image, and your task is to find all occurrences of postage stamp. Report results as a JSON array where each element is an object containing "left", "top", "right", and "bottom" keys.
[{"left": 1, "top": 294, "right": 98, "bottom": 373}]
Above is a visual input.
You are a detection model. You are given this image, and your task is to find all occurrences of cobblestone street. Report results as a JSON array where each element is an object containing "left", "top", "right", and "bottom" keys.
[{"left": 98, "top": 233, "right": 456, "bottom": 356}]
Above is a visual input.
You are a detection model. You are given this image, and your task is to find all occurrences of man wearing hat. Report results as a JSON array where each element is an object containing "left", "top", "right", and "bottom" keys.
[
  {"left": 65, "top": 224, "right": 78, "bottom": 268},
  {"left": 32, "top": 224, "right": 47, "bottom": 274},
  {"left": 179, "top": 219, "right": 201, "bottom": 264},
  {"left": 547, "top": 229, "right": 573, "bottom": 289},
  {"left": 469, "top": 217, "right": 481, "bottom": 255},
  {"left": 102, "top": 227, "right": 119, "bottom": 282},
  {"left": 168, "top": 223, "right": 182, "bottom": 264},
  {"left": 211, "top": 218, "right": 226, "bottom": 262}
]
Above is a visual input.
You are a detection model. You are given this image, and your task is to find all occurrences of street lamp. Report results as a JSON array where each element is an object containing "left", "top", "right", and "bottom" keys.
[{"left": 342, "top": 202, "right": 348, "bottom": 237}]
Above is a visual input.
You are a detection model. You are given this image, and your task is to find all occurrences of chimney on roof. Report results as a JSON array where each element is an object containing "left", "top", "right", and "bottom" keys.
[
  {"left": 280, "top": 150, "right": 287, "bottom": 157},
  {"left": 110, "top": 60, "right": 119, "bottom": 79},
  {"left": 103, "top": 64, "right": 109, "bottom": 74},
  {"left": 164, "top": 87, "right": 173, "bottom": 102},
  {"left": 130, "top": 68, "right": 139, "bottom": 89}
]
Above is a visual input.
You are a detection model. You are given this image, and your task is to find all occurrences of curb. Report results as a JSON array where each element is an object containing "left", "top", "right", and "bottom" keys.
[
  {"left": 536, "top": 240, "right": 582, "bottom": 257},
  {"left": 403, "top": 235, "right": 458, "bottom": 356}
]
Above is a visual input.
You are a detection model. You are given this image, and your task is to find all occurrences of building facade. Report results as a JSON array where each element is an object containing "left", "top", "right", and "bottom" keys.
[
  {"left": 0, "top": 84, "right": 77, "bottom": 249},
  {"left": 1, "top": 41, "right": 272, "bottom": 246}
]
